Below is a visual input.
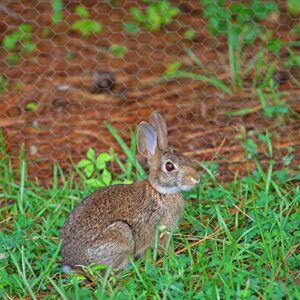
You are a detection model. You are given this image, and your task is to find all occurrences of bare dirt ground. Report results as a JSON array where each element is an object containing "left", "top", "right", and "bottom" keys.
[{"left": 0, "top": 1, "right": 299, "bottom": 185}]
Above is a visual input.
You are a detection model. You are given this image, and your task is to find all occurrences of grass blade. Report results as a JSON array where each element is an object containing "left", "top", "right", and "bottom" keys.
[
  {"left": 174, "top": 70, "right": 231, "bottom": 94},
  {"left": 104, "top": 122, "right": 145, "bottom": 178},
  {"left": 48, "top": 277, "right": 68, "bottom": 300}
]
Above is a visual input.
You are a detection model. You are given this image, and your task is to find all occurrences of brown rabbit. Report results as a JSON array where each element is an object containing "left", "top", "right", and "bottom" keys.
[{"left": 61, "top": 112, "right": 199, "bottom": 271}]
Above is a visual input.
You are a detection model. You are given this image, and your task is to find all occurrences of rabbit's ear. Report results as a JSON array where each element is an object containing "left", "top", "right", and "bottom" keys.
[
  {"left": 137, "top": 121, "right": 158, "bottom": 158},
  {"left": 150, "top": 112, "right": 168, "bottom": 150}
]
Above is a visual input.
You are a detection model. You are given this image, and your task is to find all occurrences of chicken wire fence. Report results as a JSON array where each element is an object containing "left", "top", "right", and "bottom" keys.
[{"left": 0, "top": 0, "right": 300, "bottom": 185}]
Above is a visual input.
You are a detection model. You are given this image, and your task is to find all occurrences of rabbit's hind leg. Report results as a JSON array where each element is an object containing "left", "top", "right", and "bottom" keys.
[{"left": 87, "top": 221, "right": 135, "bottom": 269}]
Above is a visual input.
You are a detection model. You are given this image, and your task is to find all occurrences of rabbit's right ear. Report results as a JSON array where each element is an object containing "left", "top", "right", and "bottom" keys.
[
  {"left": 150, "top": 112, "right": 168, "bottom": 150},
  {"left": 137, "top": 121, "right": 157, "bottom": 158}
]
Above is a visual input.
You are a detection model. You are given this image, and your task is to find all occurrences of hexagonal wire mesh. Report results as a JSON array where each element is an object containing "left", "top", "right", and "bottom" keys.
[{"left": 0, "top": 0, "right": 299, "bottom": 185}]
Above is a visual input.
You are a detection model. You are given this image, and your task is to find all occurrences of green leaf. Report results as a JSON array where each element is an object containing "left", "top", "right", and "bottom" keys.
[
  {"left": 25, "top": 101, "right": 38, "bottom": 111},
  {"left": 184, "top": 29, "right": 195, "bottom": 40},
  {"left": 3, "top": 23, "right": 35, "bottom": 54},
  {"left": 19, "top": 24, "right": 32, "bottom": 34},
  {"left": 22, "top": 42, "right": 36, "bottom": 53},
  {"left": 84, "top": 163, "right": 94, "bottom": 178},
  {"left": 72, "top": 20, "right": 102, "bottom": 36},
  {"left": 243, "top": 28, "right": 256, "bottom": 44},
  {"left": 71, "top": 20, "right": 84, "bottom": 31},
  {"left": 98, "top": 153, "right": 112, "bottom": 162},
  {"left": 123, "top": 22, "right": 139, "bottom": 34},
  {"left": 130, "top": 2, "right": 179, "bottom": 32},
  {"left": 96, "top": 160, "right": 105, "bottom": 170},
  {"left": 85, "top": 178, "right": 103, "bottom": 188},
  {"left": 110, "top": 44, "right": 127, "bottom": 59},
  {"left": 77, "top": 159, "right": 92, "bottom": 168},
  {"left": 230, "top": 3, "right": 243, "bottom": 14},
  {"left": 130, "top": 7, "right": 145, "bottom": 23},
  {"left": 86, "top": 148, "right": 95, "bottom": 161},
  {"left": 52, "top": 0, "right": 63, "bottom": 23},
  {"left": 267, "top": 38, "right": 281, "bottom": 54},
  {"left": 7, "top": 53, "right": 19, "bottom": 64},
  {"left": 96, "top": 153, "right": 111, "bottom": 170},
  {"left": 75, "top": 5, "right": 89, "bottom": 18},
  {"left": 101, "top": 169, "right": 112, "bottom": 186},
  {"left": 3, "top": 33, "right": 19, "bottom": 50}
]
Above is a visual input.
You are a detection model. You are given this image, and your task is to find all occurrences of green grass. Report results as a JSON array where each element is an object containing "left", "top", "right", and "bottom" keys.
[{"left": 0, "top": 132, "right": 299, "bottom": 299}]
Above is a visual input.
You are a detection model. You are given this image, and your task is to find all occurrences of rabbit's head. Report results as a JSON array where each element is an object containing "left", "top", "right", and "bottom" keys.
[{"left": 137, "top": 112, "right": 199, "bottom": 194}]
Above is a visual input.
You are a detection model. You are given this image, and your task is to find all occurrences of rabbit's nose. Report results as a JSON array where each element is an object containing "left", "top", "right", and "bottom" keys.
[
  {"left": 191, "top": 175, "right": 200, "bottom": 185},
  {"left": 191, "top": 170, "right": 200, "bottom": 184},
  {"left": 187, "top": 171, "right": 200, "bottom": 186}
]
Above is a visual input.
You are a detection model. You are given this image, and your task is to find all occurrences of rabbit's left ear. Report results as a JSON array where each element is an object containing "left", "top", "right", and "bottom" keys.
[
  {"left": 150, "top": 112, "right": 168, "bottom": 150},
  {"left": 137, "top": 121, "right": 158, "bottom": 158}
]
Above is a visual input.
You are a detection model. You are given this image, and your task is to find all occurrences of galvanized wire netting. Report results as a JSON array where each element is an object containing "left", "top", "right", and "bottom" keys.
[{"left": 0, "top": 0, "right": 299, "bottom": 184}]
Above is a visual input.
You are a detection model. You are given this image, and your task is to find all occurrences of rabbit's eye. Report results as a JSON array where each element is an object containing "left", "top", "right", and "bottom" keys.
[{"left": 165, "top": 161, "right": 175, "bottom": 172}]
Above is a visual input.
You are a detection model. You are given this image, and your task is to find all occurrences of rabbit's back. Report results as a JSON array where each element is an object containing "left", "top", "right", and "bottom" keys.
[{"left": 61, "top": 181, "right": 149, "bottom": 246}]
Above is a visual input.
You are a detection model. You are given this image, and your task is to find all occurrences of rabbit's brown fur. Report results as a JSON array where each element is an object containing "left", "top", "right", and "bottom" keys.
[{"left": 61, "top": 112, "right": 199, "bottom": 270}]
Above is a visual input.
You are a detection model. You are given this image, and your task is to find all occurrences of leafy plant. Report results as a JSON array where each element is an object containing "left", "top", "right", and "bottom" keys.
[
  {"left": 77, "top": 148, "right": 113, "bottom": 188},
  {"left": 3, "top": 23, "right": 36, "bottom": 63},
  {"left": 77, "top": 126, "right": 140, "bottom": 187},
  {"left": 72, "top": 6, "right": 102, "bottom": 37},
  {"left": 110, "top": 44, "right": 127, "bottom": 59},
  {"left": 200, "top": 0, "right": 277, "bottom": 88},
  {"left": 130, "top": 1, "right": 179, "bottom": 31}
]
